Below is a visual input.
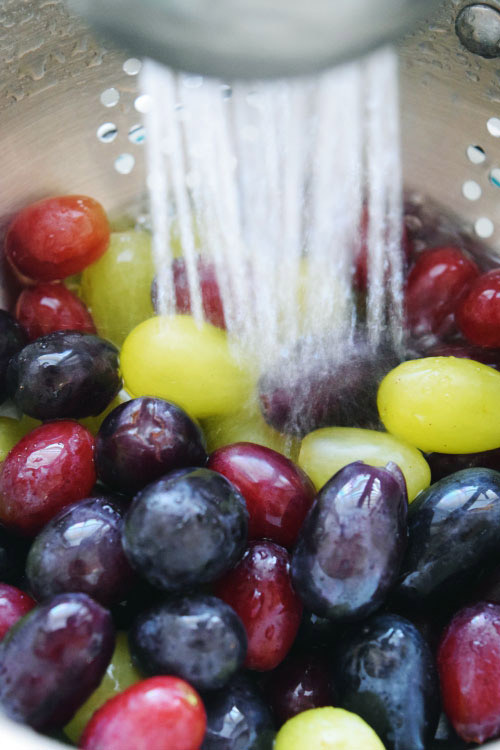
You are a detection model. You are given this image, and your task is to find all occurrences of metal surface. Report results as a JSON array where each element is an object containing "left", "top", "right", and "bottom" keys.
[
  {"left": 70, "top": 0, "right": 441, "bottom": 79},
  {"left": 2, "top": 0, "right": 500, "bottom": 747}
]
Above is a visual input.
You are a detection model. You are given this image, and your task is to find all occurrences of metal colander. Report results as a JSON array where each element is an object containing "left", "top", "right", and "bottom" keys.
[{"left": 1, "top": 0, "right": 500, "bottom": 747}]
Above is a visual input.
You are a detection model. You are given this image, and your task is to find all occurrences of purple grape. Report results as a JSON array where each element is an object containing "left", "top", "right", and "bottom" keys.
[
  {"left": 258, "top": 335, "right": 400, "bottom": 436},
  {"left": 291, "top": 461, "right": 408, "bottom": 621},
  {"left": 0, "top": 310, "right": 26, "bottom": 404},
  {"left": 130, "top": 594, "right": 247, "bottom": 691},
  {"left": 122, "top": 468, "right": 248, "bottom": 593},
  {"left": 336, "top": 614, "right": 440, "bottom": 750},
  {"left": 397, "top": 468, "right": 500, "bottom": 607},
  {"left": 0, "top": 592, "right": 114, "bottom": 730},
  {"left": 96, "top": 397, "right": 207, "bottom": 494},
  {"left": 6, "top": 330, "right": 121, "bottom": 420},
  {"left": 427, "top": 448, "right": 500, "bottom": 483},
  {"left": 26, "top": 495, "right": 135, "bottom": 607},
  {"left": 265, "top": 650, "right": 333, "bottom": 725},
  {"left": 202, "top": 673, "right": 275, "bottom": 750}
]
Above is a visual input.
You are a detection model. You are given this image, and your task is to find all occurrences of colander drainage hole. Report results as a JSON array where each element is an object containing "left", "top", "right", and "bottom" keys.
[
  {"left": 97, "top": 123, "right": 118, "bottom": 143},
  {"left": 134, "top": 95, "right": 152, "bottom": 113},
  {"left": 123, "top": 58, "right": 142, "bottom": 76},
  {"left": 462, "top": 180, "right": 482, "bottom": 200},
  {"left": 467, "top": 144, "right": 486, "bottom": 164},
  {"left": 490, "top": 168, "right": 500, "bottom": 187},
  {"left": 475, "top": 217, "right": 494, "bottom": 238},
  {"left": 487, "top": 117, "right": 500, "bottom": 137},
  {"left": 128, "top": 125, "right": 146, "bottom": 144},
  {"left": 114, "top": 154, "right": 135, "bottom": 175},
  {"left": 100, "top": 88, "right": 120, "bottom": 108}
]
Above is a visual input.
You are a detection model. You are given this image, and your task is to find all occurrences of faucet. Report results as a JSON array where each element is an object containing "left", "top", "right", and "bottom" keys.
[{"left": 70, "top": 0, "right": 441, "bottom": 78}]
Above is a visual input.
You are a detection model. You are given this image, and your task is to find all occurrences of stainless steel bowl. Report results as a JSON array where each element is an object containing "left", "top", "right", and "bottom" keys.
[{"left": 2, "top": 0, "right": 500, "bottom": 747}]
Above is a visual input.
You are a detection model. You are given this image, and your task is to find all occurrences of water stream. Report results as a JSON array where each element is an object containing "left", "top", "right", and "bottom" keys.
[{"left": 140, "top": 47, "right": 404, "bottom": 384}]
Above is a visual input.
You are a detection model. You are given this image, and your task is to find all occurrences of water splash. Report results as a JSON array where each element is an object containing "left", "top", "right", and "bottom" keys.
[{"left": 141, "top": 47, "right": 404, "bottom": 381}]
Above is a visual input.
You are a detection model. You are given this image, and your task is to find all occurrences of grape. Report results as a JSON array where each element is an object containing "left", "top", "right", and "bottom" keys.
[
  {"left": 81, "top": 231, "right": 154, "bottom": 347},
  {"left": 208, "top": 442, "right": 315, "bottom": 548},
  {"left": 258, "top": 335, "right": 399, "bottom": 437},
  {"left": 457, "top": 269, "right": 500, "bottom": 348},
  {"left": 5, "top": 196, "right": 110, "bottom": 281},
  {"left": 292, "top": 461, "right": 407, "bottom": 621},
  {"left": 298, "top": 426, "right": 430, "bottom": 502},
  {"left": 274, "top": 707, "right": 385, "bottom": 750},
  {"left": 397, "top": 468, "right": 500, "bottom": 607},
  {"left": 202, "top": 404, "right": 291, "bottom": 456},
  {"left": 215, "top": 540, "right": 302, "bottom": 671},
  {"left": 0, "top": 584, "right": 35, "bottom": 641},
  {"left": 0, "top": 592, "right": 114, "bottom": 730},
  {"left": 354, "top": 206, "right": 412, "bottom": 292},
  {"left": 7, "top": 330, "right": 121, "bottom": 420},
  {"left": 64, "top": 632, "right": 142, "bottom": 743},
  {"left": 121, "top": 315, "right": 253, "bottom": 419},
  {"left": 438, "top": 602, "right": 500, "bottom": 744},
  {"left": 404, "top": 246, "right": 479, "bottom": 340},
  {"left": 202, "top": 673, "right": 275, "bottom": 750},
  {"left": 266, "top": 651, "right": 332, "bottom": 725},
  {"left": 0, "top": 421, "right": 96, "bottom": 536},
  {"left": 79, "top": 676, "right": 206, "bottom": 750},
  {"left": 0, "top": 310, "right": 26, "bottom": 404},
  {"left": 130, "top": 594, "right": 247, "bottom": 691},
  {"left": 122, "top": 468, "right": 248, "bottom": 592},
  {"left": 378, "top": 356, "right": 500, "bottom": 453},
  {"left": 152, "top": 255, "right": 226, "bottom": 329},
  {"left": 15, "top": 282, "right": 96, "bottom": 340},
  {"left": 336, "top": 614, "right": 440, "bottom": 750},
  {"left": 26, "top": 495, "right": 135, "bottom": 606},
  {"left": 96, "top": 397, "right": 207, "bottom": 494}
]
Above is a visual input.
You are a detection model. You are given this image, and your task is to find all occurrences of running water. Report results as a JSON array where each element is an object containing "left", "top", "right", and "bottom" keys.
[{"left": 141, "top": 47, "right": 404, "bottom": 408}]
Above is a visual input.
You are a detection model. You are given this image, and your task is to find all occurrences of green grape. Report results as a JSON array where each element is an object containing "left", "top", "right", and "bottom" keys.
[
  {"left": 378, "top": 356, "right": 500, "bottom": 454},
  {"left": 81, "top": 231, "right": 154, "bottom": 347},
  {"left": 202, "top": 402, "right": 296, "bottom": 458},
  {"left": 64, "top": 632, "right": 142, "bottom": 744},
  {"left": 275, "top": 708, "right": 386, "bottom": 750},
  {"left": 299, "top": 426, "right": 430, "bottom": 502},
  {"left": 121, "top": 315, "right": 254, "bottom": 419},
  {"left": 0, "top": 415, "right": 40, "bottom": 463}
]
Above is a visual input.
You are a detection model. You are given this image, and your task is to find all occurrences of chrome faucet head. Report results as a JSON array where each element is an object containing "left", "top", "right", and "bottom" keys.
[{"left": 70, "top": 0, "right": 442, "bottom": 78}]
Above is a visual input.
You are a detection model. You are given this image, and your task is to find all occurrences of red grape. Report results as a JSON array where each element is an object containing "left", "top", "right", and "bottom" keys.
[
  {"left": 0, "top": 421, "right": 96, "bottom": 536},
  {"left": 208, "top": 442, "right": 315, "bottom": 548},
  {"left": 79, "top": 676, "right": 206, "bottom": 750},
  {"left": 265, "top": 650, "right": 332, "bottom": 725},
  {"left": 5, "top": 195, "right": 110, "bottom": 281},
  {"left": 0, "top": 583, "right": 35, "bottom": 640},
  {"left": 457, "top": 269, "right": 500, "bottom": 348},
  {"left": 15, "top": 282, "right": 96, "bottom": 340},
  {"left": 354, "top": 207, "right": 412, "bottom": 292},
  {"left": 405, "top": 246, "right": 479, "bottom": 339},
  {"left": 215, "top": 540, "right": 302, "bottom": 671},
  {"left": 438, "top": 602, "right": 500, "bottom": 744},
  {"left": 152, "top": 256, "right": 226, "bottom": 329}
]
